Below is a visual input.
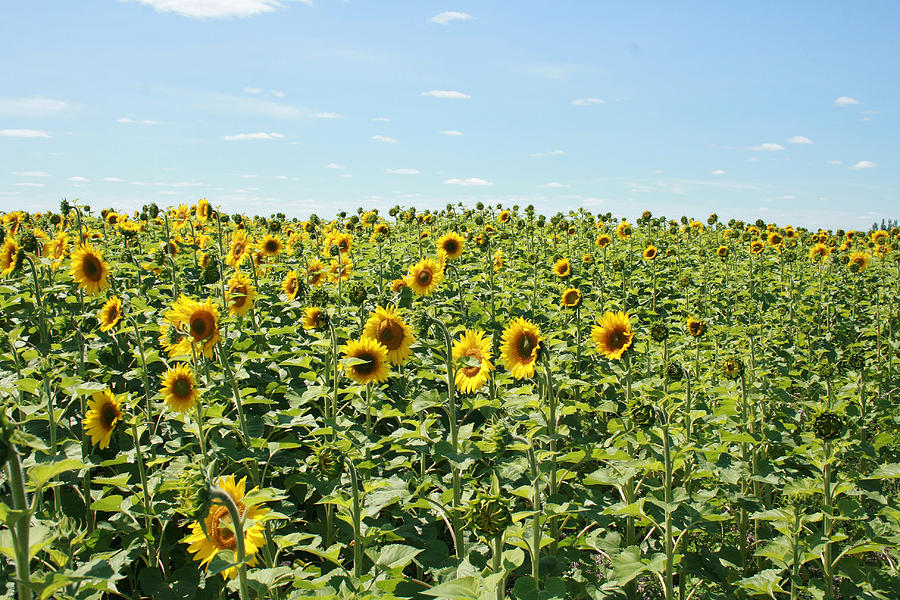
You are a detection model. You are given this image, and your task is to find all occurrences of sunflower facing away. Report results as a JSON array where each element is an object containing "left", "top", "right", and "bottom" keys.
[
  {"left": 406, "top": 257, "right": 444, "bottom": 295},
  {"left": 226, "top": 271, "right": 257, "bottom": 317},
  {"left": 591, "top": 311, "right": 635, "bottom": 360},
  {"left": 561, "top": 288, "right": 582, "bottom": 308},
  {"left": 437, "top": 232, "right": 465, "bottom": 260},
  {"left": 500, "top": 317, "right": 542, "bottom": 379},
  {"left": 164, "top": 295, "right": 222, "bottom": 358},
  {"left": 99, "top": 296, "right": 123, "bottom": 332},
  {"left": 184, "top": 474, "right": 269, "bottom": 580},
  {"left": 83, "top": 388, "right": 124, "bottom": 449},
  {"left": 302, "top": 306, "right": 328, "bottom": 331},
  {"left": 362, "top": 305, "right": 415, "bottom": 365},
  {"left": 161, "top": 364, "right": 200, "bottom": 413},
  {"left": 282, "top": 270, "right": 300, "bottom": 301},
  {"left": 552, "top": 258, "right": 571, "bottom": 278},
  {"left": 453, "top": 330, "right": 494, "bottom": 394},
  {"left": 342, "top": 337, "right": 390, "bottom": 384},
  {"left": 69, "top": 242, "right": 110, "bottom": 295}
]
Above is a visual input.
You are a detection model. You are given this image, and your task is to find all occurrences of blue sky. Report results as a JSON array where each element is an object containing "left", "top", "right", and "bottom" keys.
[{"left": 1, "top": 1, "right": 897, "bottom": 228}]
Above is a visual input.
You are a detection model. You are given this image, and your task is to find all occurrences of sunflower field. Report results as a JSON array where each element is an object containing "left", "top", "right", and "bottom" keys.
[{"left": 1, "top": 200, "right": 900, "bottom": 600}]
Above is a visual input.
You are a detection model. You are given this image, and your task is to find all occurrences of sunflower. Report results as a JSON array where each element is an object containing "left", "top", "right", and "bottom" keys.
[
  {"left": 452, "top": 330, "right": 494, "bottom": 394},
  {"left": 848, "top": 251, "right": 870, "bottom": 273},
  {"left": 498, "top": 210, "right": 511, "bottom": 223},
  {"left": 260, "top": 234, "right": 283, "bottom": 258},
  {"left": 582, "top": 253, "right": 593, "bottom": 264},
  {"left": 324, "top": 231, "right": 353, "bottom": 255},
  {"left": 374, "top": 222, "right": 390, "bottom": 238},
  {"left": 160, "top": 364, "right": 200, "bottom": 413},
  {"left": 226, "top": 271, "right": 257, "bottom": 317},
  {"left": 306, "top": 258, "right": 327, "bottom": 287},
  {"left": 716, "top": 246, "right": 729, "bottom": 258},
  {"left": 69, "top": 242, "right": 110, "bottom": 295},
  {"left": 552, "top": 258, "right": 571, "bottom": 278},
  {"left": 687, "top": 317, "right": 707, "bottom": 338},
  {"left": 617, "top": 221, "right": 633, "bottom": 239},
  {"left": 83, "top": 388, "right": 124, "bottom": 449},
  {"left": 302, "top": 306, "right": 328, "bottom": 331},
  {"left": 163, "top": 296, "right": 222, "bottom": 358},
  {"left": 184, "top": 474, "right": 269, "bottom": 580},
  {"left": 406, "top": 257, "right": 444, "bottom": 295},
  {"left": 226, "top": 230, "right": 251, "bottom": 268},
  {"left": 643, "top": 245, "right": 658, "bottom": 260},
  {"left": 809, "top": 243, "right": 831, "bottom": 262},
  {"left": 0, "top": 239, "right": 21, "bottom": 276},
  {"left": 282, "top": 270, "right": 300, "bottom": 301},
  {"left": 437, "top": 232, "right": 465, "bottom": 260},
  {"left": 595, "top": 234, "right": 612, "bottom": 249},
  {"left": 362, "top": 305, "right": 415, "bottom": 365},
  {"left": 591, "top": 311, "right": 634, "bottom": 360},
  {"left": 98, "top": 296, "right": 123, "bottom": 332},
  {"left": 493, "top": 249, "right": 504, "bottom": 272},
  {"left": 871, "top": 230, "right": 889, "bottom": 245},
  {"left": 329, "top": 257, "right": 353, "bottom": 282},
  {"left": 749, "top": 240, "right": 764, "bottom": 254},
  {"left": 768, "top": 232, "right": 783, "bottom": 247},
  {"left": 342, "top": 337, "right": 390, "bottom": 384},
  {"left": 390, "top": 278, "right": 409, "bottom": 293},
  {"left": 500, "top": 317, "right": 542, "bottom": 379},
  {"left": 561, "top": 288, "right": 582, "bottom": 308}
]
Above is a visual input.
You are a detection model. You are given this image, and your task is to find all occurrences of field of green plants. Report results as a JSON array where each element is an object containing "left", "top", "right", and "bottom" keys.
[{"left": 1, "top": 200, "right": 899, "bottom": 600}]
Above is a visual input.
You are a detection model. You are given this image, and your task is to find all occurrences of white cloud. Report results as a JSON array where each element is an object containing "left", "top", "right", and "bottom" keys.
[
  {"left": 0, "top": 129, "right": 52, "bottom": 138},
  {"left": 428, "top": 11, "right": 474, "bottom": 25},
  {"left": 850, "top": 160, "right": 877, "bottom": 170},
  {"left": 444, "top": 177, "right": 493, "bottom": 186},
  {"left": 323, "top": 162, "right": 346, "bottom": 169},
  {"left": 538, "top": 182, "right": 570, "bottom": 188},
  {"left": 530, "top": 149, "right": 565, "bottom": 157},
  {"left": 222, "top": 131, "right": 285, "bottom": 140},
  {"left": 440, "top": 130, "right": 463, "bottom": 136},
  {"left": 571, "top": 97, "right": 604, "bottom": 106},
  {"left": 826, "top": 160, "right": 842, "bottom": 165},
  {"left": 787, "top": 136, "right": 813, "bottom": 144},
  {"left": 834, "top": 96, "right": 859, "bottom": 107},
  {"left": 749, "top": 142, "right": 785, "bottom": 151},
  {"left": 243, "top": 86, "right": 262, "bottom": 94},
  {"left": 128, "top": 0, "right": 310, "bottom": 19},
  {"left": 371, "top": 117, "right": 390, "bottom": 122},
  {"left": 117, "top": 117, "right": 159, "bottom": 124},
  {"left": 15, "top": 182, "right": 45, "bottom": 188},
  {"left": 371, "top": 134, "right": 398, "bottom": 143},
  {"left": 68, "top": 176, "right": 89, "bottom": 182},
  {"left": 102, "top": 177, "right": 125, "bottom": 182},
  {"left": 385, "top": 168, "right": 420, "bottom": 175},
  {"left": 712, "top": 169, "right": 725, "bottom": 175},
  {"left": 312, "top": 112, "right": 342, "bottom": 119},
  {"left": 117, "top": 117, "right": 137, "bottom": 123},
  {"left": 0, "top": 97, "right": 76, "bottom": 116},
  {"left": 11, "top": 171, "right": 50, "bottom": 177},
  {"left": 421, "top": 90, "right": 471, "bottom": 99}
]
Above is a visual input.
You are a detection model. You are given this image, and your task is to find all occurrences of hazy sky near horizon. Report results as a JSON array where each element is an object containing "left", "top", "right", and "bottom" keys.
[{"left": 0, "top": 1, "right": 897, "bottom": 228}]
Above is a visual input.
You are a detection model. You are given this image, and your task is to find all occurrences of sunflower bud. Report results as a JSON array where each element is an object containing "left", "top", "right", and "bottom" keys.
[
  {"left": 812, "top": 411, "right": 843, "bottom": 441},
  {"left": 201, "top": 262, "right": 220, "bottom": 285},
  {"left": 482, "top": 421, "right": 511, "bottom": 454},
  {"left": 817, "top": 357, "right": 834, "bottom": 379},
  {"left": 631, "top": 404, "right": 655, "bottom": 428},
  {"left": 650, "top": 322, "right": 668, "bottom": 342},
  {"left": 315, "top": 445, "right": 344, "bottom": 480},
  {"left": 467, "top": 490, "right": 512, "bottom": 540},
  {"left": 845, "top": 350, "right": 865, "bottom": 371},
  {"left": 348, "top": 283, "right": 367, "bottom": 306},
  {"left": 612, "top": 259, "right": 625, "bottom": 272},
  {"left": 722, "top": 357, "right": 743, "bottom": 380},
  {"left": 175, "top": 463, "right": 212, "bottom": 524},
  {"left": 665, "top": 362, "right": 684, "bottom": 382}
]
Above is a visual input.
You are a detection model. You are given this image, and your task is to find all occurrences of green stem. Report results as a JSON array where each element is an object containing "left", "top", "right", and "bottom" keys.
[
  {"left": 130, "top": 421, "right": 153, "bottom": 532},
  {"left": 5, "top": 443, "right": 32, "bottom": 600},
  {"left": 663, "top": 424, "right": 674, "bottom": 600},
  {"left": 823, "top": 440, "right": 834, "bottom": 600},
  {"left": 209, "top": 485, "right": 250, "bottom": 600},
  {"left": 347, "top": 458, "right": 364, "bottom": 579},
  {"left": 42, "top": 372, "right": 60, "bottom": 514}
]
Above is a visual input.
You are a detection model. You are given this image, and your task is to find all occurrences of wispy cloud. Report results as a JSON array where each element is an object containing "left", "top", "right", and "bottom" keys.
[
  {"left": 439, "top": 130, "right": 463, "bottom": 136},
  {"left": 530, "top": 149, "right": 565, "bottom": 157},
  {"left": 371, "top": 117, "right": 390, "bottom": 122},
  {"left": 117, "top": 117, "right": 159, "bottom": 124},
  {"left": 0, "top": 97, "right": 77, "bottom": 116},
  {"left": 0, "top": 129, "right": 52, "bottom": 138},
  {"left": 128, "top": 0, "right": 310, "bottom": 19},
  {"left": 749, "top": 142, "right": 785, "bottom": 151},
  {"left": 538, "top": 182, "right": 570, "bottom": 188},
  {"left": 421, "top": 90, "right": 471, "bottom": 99},
  {"left": 15, "top": 182, "right": 45, "bottom": 188},
  {"left": 444, "top": 177, "right": 493, "bottom": 186},
  {"left": 271, "top": 90, "right": 285, "bottom": 98},
  {"left": 242, "top": 86, "right": 262, "bottom": 94},
  {"left": 68, "top": 176, "right": 89, "bottom": 182},
  {"left": 826, "top": 160, "right": 842, "bottom": 165},
  {"left": 571, "top": 97, "right": 604, "bottom": 106},
  {"left": 371, "top": 134, "right": 398, "bottom": 143},
  {"left": 712, "top": 169, "right": 725, "bottom": 175},
  {"left": 222, "top": 132, "right": 285, "bottom": 140},
  {"left": 850, "top": 160, "right": 877, "bottom": 170},
  {"left": 102, "top": 177, "right": 125, "bottom": 182},
  {"left": 385, "top": 168, "right": 420, "bottom": 175},
  {"left": 428, "top": 11, "right": 474, "bottom": 25},
  {"left": 787, "top": 135, "right": 813, "bottom": 144},
  {"left": 834, "top": 96, "right": 859, "bottom": 107},
  {"left": 323, "top": 163, "right": 346, "bottom": 169},
  {"left": 11, "top": 171, "right": 50, "bottom": 177}
]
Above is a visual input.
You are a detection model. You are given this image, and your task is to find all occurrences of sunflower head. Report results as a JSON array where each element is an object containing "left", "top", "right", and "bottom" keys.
[
  {"left": 500, "top": 318, "right": 542, "bottom": 379},
  {"left": 342, "top": 337, "right": 390, "bottom": 384},
  {"left": 552, "top": 257, "right": 572, "bottom": 278},
  {"left": 406, "top": 257, "right": 444, "bottom": 295},
  {"left": 650, "top": 322, "right": 668, "bottom": 342},
  {"left": 1, "top": 239, "right": 23, "bottom": 276},
  {"left": 687, "top": 317, "right": 707, "bottom": 338},
  {"left": 616, "top": 221, "right": 633, "bottom": 239},
  {"left": 83, "top": 388, "right": 124, "bottom": 449},
  {"left": 99, "top": 296, "right": 123, "bottom": 332},
  {"left": 164, "top": 296, "right": 222, "bottom": 358},
  {"left": 260, "top": 234, "right": 282, "bottom": 257},
  {"left": 466, "top": 488, "right": 512, "bottom": 540},
  {"left": 750, "top": 240, "right": 764, "bottom": 254},
  {"left": 437, "top": 232, "right": 465, "bottom": 260},
  {"left": 716, "top": 246, "right": 729, "bottom": 258},
  {"left": 302, "top": 306, "right": 329, "bottom": 331},
  {"left": 452, "top": 329, "right": 494, "bottom": 394},
  {"left": 665, "top": 361, "right": 685, "bottom": 382},
  {"left": 282, "top": 270, "right": 303, "bottom": 302},
  {"left": 362, "top": 305, "right": 414, "bottom": 365},
  {"left": 591, "top": 311, "right": 635, "bottom": 360},
  {"left": 812, "top": 411, "right": 843, "bottom": 441},
  {"left": 226, "top": 271, "right": 257, "bottom": 317},
  {"left": 848, "top": 251, "right": 870, "bottom": 273},
  {"left": 631, "top": 404, "right": 655, "bottom": 429},
  {"left": 643, "top": 245, "right": 658, "bottom": 260},
  {"left": 161, "top": 364, "right": 200, "bottom": 413},
  {"left": 722, "top": 357, "right": 743, "bottom": 380},
  {"left": 69, "top": 242, "right": 110, "bottom": 295},
  {"left": 314, "top": 445, "right": 345, "bottom": 480},
  {"left": 560, "top": 288, "right": 582, "bottom": 308},
  {"left": 595, "top": 234, "right": 612, "bottom": 249},
  {"left": 348, "top": 282, "right": 367, "bottom": 305}
]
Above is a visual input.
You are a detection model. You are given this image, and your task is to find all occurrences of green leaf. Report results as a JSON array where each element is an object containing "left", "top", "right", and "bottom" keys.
[
  {"left": 29, "top": 458, "right": 86, "bottom": 488},
  {"left": 91, "top": 495, "right": 124, "bottom": 512},
  {"left": 867, "top": 463, "right": 900, "bottom": 479},
  {"left": 421, "top": 576, "right": 484, "bottom": 599},
  {"left": 737, "top": 569, "right": 787, "bottom": 597},
  {"left": 372, "top": 543, "right": 422, "bottom": 570}
]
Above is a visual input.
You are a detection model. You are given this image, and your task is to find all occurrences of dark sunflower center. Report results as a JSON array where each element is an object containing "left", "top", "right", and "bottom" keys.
[
  {"left": 339, "top": 240, "right": 349, "bottom": 251},
  {"left": 232, "top": 285, "right": 248, "bottom": 308},
  {"left": 106, "top": 304, "right": 119, "bottom": 322},
  {"left": 416, "top": 269, "right": 432, "bottom": 286},
  {"left": 173, "top": 376, "right": 192, "bottom": 399},
  {"left": 233, "top": 242, "right": 245, "bottom": 256},
  {"left": 353, "top": 352, "right": 377, "bottom": 375},
  {"left": 83, "top": 255, "right": 102, "bottom": 281},
  {"left": 287, "top": 279, "right": 297, "bottom": 293},
  {"left": 100, "top": 403, "right": 119, "bottom": 429},
  {"left": 443, "top": 240, "right": 459, "bottom": 255},
  {"left": 265, "top": 240, "right": 278, "bottom": 252},
  {"left": 646, "top": 249, "right": 656, "bottom": 258},
  {"left": 564, "top": 291, "right": 579, "bottom": 305},
  {"left": 377, "top": 319, "right": 404, "bottom": 350},
  {"left": 516, "top": 333, "right": 537, "bottom": 360},
  {"left": 190, "top": 311, "right": 214, "bottom": 341},
  {"left": 607, "top": 330, "right": 627, "bottom": 351}
]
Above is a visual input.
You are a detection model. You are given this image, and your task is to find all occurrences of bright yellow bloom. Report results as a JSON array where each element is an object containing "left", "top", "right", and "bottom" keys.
[
  {"left": 561, "top": 288, "right": 582, "bottom": 307},
  {"left": 69, "top": 242, "right": 110, "bottom": 295},
  {"left": 848, "top": 251, "right": 870, "bottom": 272},
  {"left": 302, "top": 306, "right": 328, "bottom": 331},
  {"left": 282, "top": 270, "right": 300, "bottom": 301},
  {"left": 617, "top": 221, "right": 632, "bottom": 239},
  {"left": 226, "top": 271, "right": 257, "bottom": 317},
  {"left": 500, "top": 317, "right": 542, "bottom": 379},
  {"left": 406, "top": 257, "right": 444, "bottom": 295},
  {"left": 362, "top": 305, "right": 415, "bottom": 365},
  {"left": 809, "top": 243, "right": 831, "bottom": 262},
  {"left": 160, "top": 364, "right": 200, "bottom": 413},
  {"left": 260, "top": 234, "right": 283, "bottom": 257},
  {"left": 552, "top": 258, "right": 571, "bottom": 278},
  {"left": 163, "top": 296, "right": 222, "bottom": 358},
  {"left": 342, "top": 337, "right": 390, "bottom": 384},
  {"left": 643, "top": 245, "right": 658, "bottom": 260},
  {"left": 306, "top": 258, "right": 327, "bottom": 287},
  {"left": 437, "top": 232, "right": 465, "bottom": 260},
  {"left": 226, "top": 230, "right": 251, "bottom": 268},
  {"left": 83, "top": 388, "right": 123, "bottom": 449},
  {"left": 0, "top": 239, "right": 20, "bottom": 276},
  {"left": 453, "top": 330, "right": 494, "bottom": 394},
  {"left": 98, "top": 296, "right": 123, "bottom": 332},
  {"left": 591, "top": 311, "right": 634, "bottom": 360}
]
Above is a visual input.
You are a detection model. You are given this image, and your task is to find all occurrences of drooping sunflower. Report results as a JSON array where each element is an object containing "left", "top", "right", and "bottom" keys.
[
  {"left": 561, "top": 288, "right": 582, "bottom": 308},
  {"left": 616, "top": 221, "right": 633, "bottom": 239},
  {"left": 163, "top": 296, "right": 222, "bottom": 358},
  {"left": 306, "top": 258, "right": 327, "bottom": 287},
  {"left": 260, "top": 234, "right": 283, "bottom": 257},
  {"left": 552, "top": 258, "right": 571, "bottom": 278},
  {"left": 226, "top": 271, "right": 257, "bottom": 317},
  {"left": 282, "top": 270, "right": 300, "bottom": 301},
  {"left": 302, "top": 306, "right": 328, "bottom": 331},
  {"left": 362, "top": 305, "right": 415, "bottom": 365},
  {"left": 500, "top": 317, "right": 542, "bottom": 379},
  {"left": 0, "top": 238, "right": 21, "bottom": 276},
  {"left": 643, "top": 245, "right": 658, "bottom": 260},
  {"left": 69, "top": 242, "right": 110, "bottom": 295},
  {"left": 160, "top": 364, "right": 200, "bottom": 413},
  {"left": 406, "top": 257, "right": 444, "bottom": 295},
  {"left": 687, "top": 317, "right": 707, "bottom": 338},
  {"left": 595, "top": 234, "right": 612, "bottom": 249},
  {"left": 453, "top": 330, "right": 494, "bottom": 394},
  {"left": 184, "top": 474, "right": 269, "bottom": 580},
  {"left": 591, "top": 311, "right": 635, "bottom": 360},
  {"left": 437, "top": 232, "right": 465, "bottom": 260},
  {"left": 809, "top": 243, "right": 831, "bottom": 262},
  {"left": 226, "top": 230, "right": 251, "bottom": 268},
  {"left": 83, "top": 388, "right": 124, "bottom": 449},
  {"left": 342, "top": 337, "right": 390, "bottom": 384},
  {"left": 848, "top": 251, "right": 870, "bottom": 273},
  {"left": 98, "top": 296, "right": 123, "bottom": 332}
]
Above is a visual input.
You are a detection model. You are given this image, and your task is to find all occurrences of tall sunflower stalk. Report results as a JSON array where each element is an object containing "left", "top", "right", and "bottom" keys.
[
  {"left": 2, "top": 433, "right": 32, "bottom": 600},
  {"left": 539, "top": 352, "right": 561, "bottom": 551}
]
